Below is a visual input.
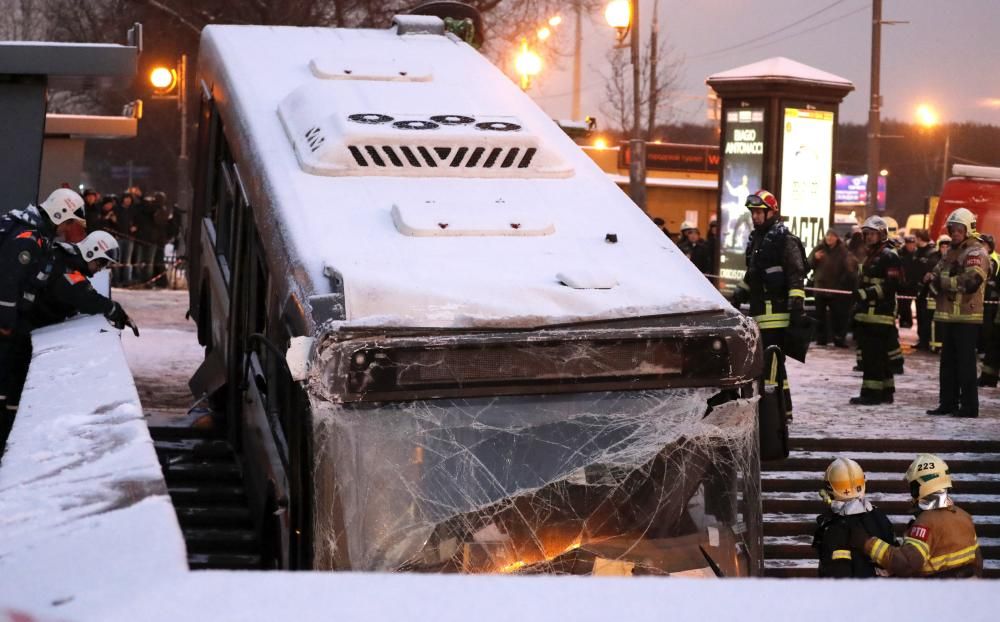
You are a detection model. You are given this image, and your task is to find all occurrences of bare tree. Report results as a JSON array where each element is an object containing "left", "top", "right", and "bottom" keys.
[
  {"left": 600, "top": 37, "right": 683, "bottom": 139},
  {"left": 0, "top": 0, "right": 48, "bottom": 40}
]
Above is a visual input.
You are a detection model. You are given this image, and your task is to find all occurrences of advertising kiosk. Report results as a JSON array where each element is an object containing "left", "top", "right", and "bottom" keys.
[{"left": 707, "top": 57, "right": 854, "bottom": 284}]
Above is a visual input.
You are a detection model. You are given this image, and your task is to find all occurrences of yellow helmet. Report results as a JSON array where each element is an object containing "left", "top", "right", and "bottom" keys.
[
  {"left": 905, "top": 454, "right": 953, "bottom": 500},
  {"left": 824, "top": 457, "right": 866, "bottom": 501}
]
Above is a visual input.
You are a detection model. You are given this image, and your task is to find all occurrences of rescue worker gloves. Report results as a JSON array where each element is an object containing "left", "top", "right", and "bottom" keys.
[
  {"left": 905, "top": 454, "right": 953, "bottom": 500},
  {"left": 945, "top": 207, "right": 977, "bottom": 236},
  {"left": 105, "top": 301, "right": 139, "bottom": 337},
  {"left": 39, "top": 188, "right": 86, "bottom": 226},
  {"left": 824, "top": 457, "right": 867, "bottom": 501}
]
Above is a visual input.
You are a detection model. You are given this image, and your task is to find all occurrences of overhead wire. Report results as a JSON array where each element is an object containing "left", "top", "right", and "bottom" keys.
[{"left": 687, "top": 0, "right": 861, "bottom": 61}]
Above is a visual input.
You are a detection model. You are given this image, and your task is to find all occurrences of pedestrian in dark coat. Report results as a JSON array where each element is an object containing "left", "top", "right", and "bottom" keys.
[{"left": 808, "top": 229, "right": 853, "bottom": 346}]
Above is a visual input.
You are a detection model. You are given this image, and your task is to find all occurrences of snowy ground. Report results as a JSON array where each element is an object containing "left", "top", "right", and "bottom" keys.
[
  {"left": 786, "top": 326, "right": 1000, "bottom": 440},
  {"left": 114, "top": 288, "right": 202, "bottom": 414}
]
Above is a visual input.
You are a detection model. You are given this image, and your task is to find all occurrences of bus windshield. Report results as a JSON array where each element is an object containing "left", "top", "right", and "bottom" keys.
[{"left": 311, "top": 387, "right": 761, "bottom": 576}]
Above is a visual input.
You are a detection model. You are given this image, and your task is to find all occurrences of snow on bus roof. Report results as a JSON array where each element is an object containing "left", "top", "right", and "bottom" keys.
[{"left": 200, "top": 23, "right": 729, "bottom": 329}]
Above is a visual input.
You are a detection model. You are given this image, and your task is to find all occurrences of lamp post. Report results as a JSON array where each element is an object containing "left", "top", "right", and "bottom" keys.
[
  {"left": 605, "top": 0, "right": 646, "bottom": 212},
  {"left": 514, "top": 38, "right": 542, "bottom": 91},
  {"left": 149, "top": 54, "right": 189, "bottom": 255}
]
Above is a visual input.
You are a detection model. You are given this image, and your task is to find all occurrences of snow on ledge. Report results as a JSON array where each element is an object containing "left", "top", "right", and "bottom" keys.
[{"left": 0, "top": 315, "right": 188, "bottom": 618}]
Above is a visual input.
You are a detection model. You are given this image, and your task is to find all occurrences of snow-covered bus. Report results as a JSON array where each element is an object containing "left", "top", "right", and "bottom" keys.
[{"left": 187, "top": 16, "right": 766, "bottom": 575}]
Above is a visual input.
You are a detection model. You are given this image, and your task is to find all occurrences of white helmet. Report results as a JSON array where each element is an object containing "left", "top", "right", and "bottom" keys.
[
  {"left": 861, "top": 215, "right": 889, "bottom": 240},
  {"left": 75, "top": 230, "right": 120, "bottom": 265},
  {"left": 945, "top": 207, "right": 977, "bottom": 235},
  {"left": 680, "top": 221, "right": 697, "bottom": 232},
  {"left": 39, "top": 188, "right": 86, "bottom": 225}
]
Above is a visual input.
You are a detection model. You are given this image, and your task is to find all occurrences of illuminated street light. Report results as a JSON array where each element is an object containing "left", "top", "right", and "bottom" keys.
[
  {"left": 537, "top": 26, "right": 551, "bottom": 41},
  {"left": 880, "top": 169, "right": 889, "bottom": 177},
  {"left": 514, "top": 38, "right": 542, "bottom": 90},
  {"left": 915, "top": 103, "right": 950, "bottom": 193},
  {"left": 593, "top": 137, "right": 609, "bottom": 149},
  {"left": 916, "top": 103, "right": 939, "bottom": 128},
  {"left": 604, "top": 0, "right": 631, "bottom": 37},
  {"left": 149, "top": 66, "right": 177, "bottom": 93},
  {"left": 548, "top": 15, "right": 562, "bottom": 27}
]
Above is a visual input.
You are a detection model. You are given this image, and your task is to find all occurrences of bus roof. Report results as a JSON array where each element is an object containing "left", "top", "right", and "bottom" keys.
[{"left": 199, "top": 22, "right": 729, "bottom": 329}]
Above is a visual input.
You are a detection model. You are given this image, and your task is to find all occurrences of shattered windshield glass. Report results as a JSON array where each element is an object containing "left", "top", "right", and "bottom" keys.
[{"left": 312, "top": 387, "right": 761, "bottom": 576}]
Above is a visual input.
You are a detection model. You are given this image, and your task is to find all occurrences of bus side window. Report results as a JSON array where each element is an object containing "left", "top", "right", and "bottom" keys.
[{"left": 216, "top": 162, "right": 237, "bottom": 272}]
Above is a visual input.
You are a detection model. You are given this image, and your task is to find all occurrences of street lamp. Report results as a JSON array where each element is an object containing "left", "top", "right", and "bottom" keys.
[
  {"left": 916, "top": 103, "right": 950, "bottom": 193},
  {"left": 149, "top": 55, "right": 190, "bottom": 255},
  {"left": 514, "top": 38, "right": 542, "bottom": 90},
  {"left": 605, "top": 0, "right": 646, "bottom": 211}
]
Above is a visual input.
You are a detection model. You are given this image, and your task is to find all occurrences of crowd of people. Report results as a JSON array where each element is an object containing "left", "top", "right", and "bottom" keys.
[
  {"left": 0, "top": 188, "right": 138, "bottom": 456},
  {"left": 79, "top": 185, "right": 180, "bottom": 288}
]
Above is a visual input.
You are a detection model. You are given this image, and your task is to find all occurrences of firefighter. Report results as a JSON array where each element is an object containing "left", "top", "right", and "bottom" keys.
[
  {"left": 929, "top": 234, "right": 952, "bottom": 353},
  {"left": 924, "top": 208, "right": 988, "bottom": 417},
  {"left": 28, "top": 231, "right": 138, "bottom": 335},
  {"left": 853, "top": 454, "right": 982, "bottom": 578},
  {"left": 849, "top": 216, "right": 901, "bottom": 405},
  {"left": 0, "top": 189, "right": 87, "bottom": 449},
  {"left": 677, "top": 221, "right": 711, "bottom": 274},
  {"left": 914, "top": 230, "right": 941, "bottom": 351},
  {"left": 813, "top": 457, "right": 895, "bottom": 578},
  {"left": 730, "top": 189, "right": 806, "bottom": 418},
  {"left": 978, "top": 233, "right": 1000, "bottom": 387},
  {"left": 978, "top": 234, "right": 998, "bottom": 354}
]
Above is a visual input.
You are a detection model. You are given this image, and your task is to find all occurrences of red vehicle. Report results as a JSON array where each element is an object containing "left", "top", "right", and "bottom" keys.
[{"left": 931, "top": 164, "right": 1000, "bottom": 239}]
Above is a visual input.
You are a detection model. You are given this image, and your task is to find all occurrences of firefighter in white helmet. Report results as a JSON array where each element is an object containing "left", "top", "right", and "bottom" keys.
[
  {"left": 924, "top": 207, "right": 989, "bottom": 417},
  {"left": 812, "top": 457, "right": 895, "bottom": 577},
  {"left": 853, "top": 454, "right": 982, "bottom": 578},
  {"left": 27, "top": 231, "right": 138, "bottom": 337},
  {"left": 0, "top": 188, "right": 88, "bottom": 452},
  {"left": 849, "top": 215, "right": 902, "bottom": 405},
  {"left": 677, "top": 220, "right": 711, "bottom": 274}
]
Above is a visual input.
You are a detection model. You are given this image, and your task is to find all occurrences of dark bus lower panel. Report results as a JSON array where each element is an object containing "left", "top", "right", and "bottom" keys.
[{"left": 310, "top": 387, "right": 762, "bottom": 576}]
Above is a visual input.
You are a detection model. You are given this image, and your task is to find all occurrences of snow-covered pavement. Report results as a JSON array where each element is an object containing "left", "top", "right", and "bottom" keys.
[
  {"left": 786, "top": 328, "right": 1000, "bottom": 440},
  {"left": 114, "top": 288, "right": 202, "bottom": 414}
]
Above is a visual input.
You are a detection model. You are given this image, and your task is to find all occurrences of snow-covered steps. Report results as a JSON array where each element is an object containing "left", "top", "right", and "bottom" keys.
[
  {"left": 762, "top": 437, "right": 1000, "bottom": 578},
  {"left": 149, "top": 423, "right": 263, "bottom": 571}
]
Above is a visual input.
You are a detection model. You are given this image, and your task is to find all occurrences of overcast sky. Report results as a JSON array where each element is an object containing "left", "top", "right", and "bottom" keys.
[{"left": 527, "top": 0, "right": 1000, "bottom": 128}]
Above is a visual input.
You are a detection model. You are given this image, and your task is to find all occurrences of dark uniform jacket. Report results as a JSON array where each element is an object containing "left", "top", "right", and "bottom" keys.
[
  {"left": 678, "top": 238, "right": 712, "bottom": 274},
  {"left": 854, "top": 241, "right": 902, "bottom": 325},
  {"left": 0, "top": 208, "right": 54, "bottom": 333},
  {"left": 814, "top": 507, "right": 895, "bottom": 578},
  {"left": 736, "top": 218, "right": 807, "bottom": 330},
  {"left": 28, "top": 246, "right": 115, "bottom": 329},
  {"left": 866, "top": 505, "right": 982, "bottom": 578},
  {"left": 899, "top": 246, "right": 920, "bottom": 294}
]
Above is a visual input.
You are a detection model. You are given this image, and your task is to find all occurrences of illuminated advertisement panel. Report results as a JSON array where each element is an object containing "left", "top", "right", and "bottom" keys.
[
  {"left": 780, "top": 107, "right": 835, "bottom": 252},
  {"left": 719, "top": 107, "right": 765, "bottom": 281}
]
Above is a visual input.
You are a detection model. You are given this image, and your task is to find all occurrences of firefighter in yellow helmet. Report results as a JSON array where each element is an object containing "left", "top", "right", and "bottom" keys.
[
  {"left": 852, "top": 454, "right": 982, "bottom": 578},
  {"left": 812, "top": 458, "right": 895, "bottom": 577},
  {"left": 924, "top": 207, "right": 989, "bottom": 417}
]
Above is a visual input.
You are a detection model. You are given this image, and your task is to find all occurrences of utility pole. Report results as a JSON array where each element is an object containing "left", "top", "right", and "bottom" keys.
[
  {"left": 865, "top": 0, "right": 881, "bottom": 218},
  {"left": 571, "top": 0, "right": 582, "bottom": 120},
  {"left": 176, "top": 53, "right": 190, "bottom": 257},
  {"left": 940, "top": 131, "right": 951, "bottom": 193},
  {"left": 628, "top": 0, "right": 647, "bottom": 211},
  {"left": 647, "top": 0, "right": 659, "bottom": 138}
]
